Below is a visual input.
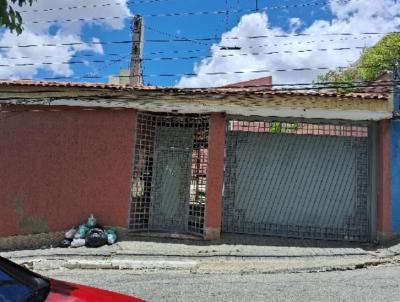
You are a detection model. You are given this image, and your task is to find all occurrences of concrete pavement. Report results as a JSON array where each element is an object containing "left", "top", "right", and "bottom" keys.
[
  {"left": 2, "top": 234, "right": 400, "bottom": 274},
  {"left": 45, "top": 265, "right": 400, "bottom": 302}
]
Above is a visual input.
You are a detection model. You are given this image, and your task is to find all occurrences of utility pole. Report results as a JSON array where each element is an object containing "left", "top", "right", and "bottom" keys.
[{"left": 129, "top": 15, "right": 144, "bottom": 86}]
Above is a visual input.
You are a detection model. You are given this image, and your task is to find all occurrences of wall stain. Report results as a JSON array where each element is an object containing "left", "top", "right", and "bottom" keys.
[{"left": 15, "top": 196, "right": 49, "bottom": 234}]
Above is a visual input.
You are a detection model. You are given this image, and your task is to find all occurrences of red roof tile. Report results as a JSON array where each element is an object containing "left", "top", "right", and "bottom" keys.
[{"left": 0, "top": 80, "right": 390, "bottom": 100}]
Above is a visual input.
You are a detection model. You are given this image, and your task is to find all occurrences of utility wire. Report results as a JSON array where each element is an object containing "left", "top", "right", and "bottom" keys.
[
  {"left": 20, "top": 64, "right": 389, "bottom": 81},
  {"left": 0, "top": 40, "right": 132, "bottom": 49},
  {"left": 237, "top": 35, "right": 376, "bottom": 52},
  {"left": 143, "top": 35, "right": 376, "bottom": 56},
  {"left": 21, "top": 1, "right": 123, "bottom": 14},
  {"left": 26, "top": 15, "right": 131, "bottom": 25},
  {"left": 0, "top": 81, "right": 395, "bottom": 91},
  {"left": 128, "top": 0, "right": 191, "bottom": 5},
  {"left": 2, "top": 34, "right": 377, "bottom": 61},
  {"left": 0, "top": 32, "right": 392, "bottom": 49},
  {"left": 20, "top": 0, "right": 188, "bottom": 14},
  {"left": 78, "top": 53, "right": 132, "bottom": 80},
  {"left": 144, "top": 32, "right": 393, "bottom": 42},
  {"left": 2, "top": 44, "right": 395, "bottom": 65},
  {"left": 145, "top": 25, "right": 210, "bottom": 47},
  {"left": 141, "top": 46, "right": 377, "bottom": 61},
  {"left": 21, "top": 0, "right": 334, "bottom": 21},
  {"left": 139, "top": 65, "right": 393, "bottom": 78},
  {"left": 0, "top": 58, "right": 127, "bottom": 68},
  {"left": 4, "top": 52, "right": 126, "bottom": 61}
]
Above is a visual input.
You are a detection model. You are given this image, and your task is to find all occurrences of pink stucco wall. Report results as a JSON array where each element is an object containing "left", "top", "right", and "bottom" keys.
[
  {"left": 378, "top": 120, "right": 391, "bottom": 235},
  {"left": 0, "top": 106, "right": 136, "bottom": 237},
  {"left": 204, "top": 113, "right": 226, "bottom": 240}
]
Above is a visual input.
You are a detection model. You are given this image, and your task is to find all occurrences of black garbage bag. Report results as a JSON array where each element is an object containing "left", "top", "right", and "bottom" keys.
[
  {"left": 85, "top": 228, "right": 107, "bottom": 248},
  {"left": 59, "top": 239, "right": 72, "bottom": 248}
]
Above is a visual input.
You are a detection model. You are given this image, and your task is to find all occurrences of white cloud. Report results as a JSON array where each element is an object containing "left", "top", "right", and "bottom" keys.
[
  {"left": 0, "top": 0, "right": 131, "bottom": 80},
  {"left": 289, "top": 18, "right": 302, "bottom": 31},
  {"left": 177, "top": 0, "right": 400, "bottom": 88}
]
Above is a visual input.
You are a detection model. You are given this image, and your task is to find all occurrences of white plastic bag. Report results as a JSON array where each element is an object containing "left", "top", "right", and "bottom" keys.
[
  {"left": 65, "top": 228, "right": 77, "bottom": 240},
  {"left": 70, "top": 238, "right": 86, "bottom": 248},
  {"left": 107, "top": 233, "right": 117, "bottom": 245}
]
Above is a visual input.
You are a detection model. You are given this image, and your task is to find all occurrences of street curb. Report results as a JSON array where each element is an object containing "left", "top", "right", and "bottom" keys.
[
  {"left": 3, "top": 251, "right": 375, "bottom": 259},
  {"left": 11, "top": 254, "right": 400, "bottom": 275}
]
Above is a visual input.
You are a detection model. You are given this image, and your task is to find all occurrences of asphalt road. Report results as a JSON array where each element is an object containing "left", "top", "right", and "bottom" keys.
[{"left": 45, "top": 264, "right": 400, "bottom": 302}]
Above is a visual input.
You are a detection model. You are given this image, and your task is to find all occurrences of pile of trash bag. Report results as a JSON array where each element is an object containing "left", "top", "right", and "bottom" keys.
[{"left": 59, "top": 214, "right": 118, "bottom": 248}]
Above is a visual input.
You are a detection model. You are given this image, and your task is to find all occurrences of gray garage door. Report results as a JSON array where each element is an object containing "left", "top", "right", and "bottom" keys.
[{"left": 222, "top": 119, "right": 371, "bottom": 242}]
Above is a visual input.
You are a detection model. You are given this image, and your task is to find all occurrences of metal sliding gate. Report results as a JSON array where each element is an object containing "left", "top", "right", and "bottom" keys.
[
  {"left": 129, "top": 112, "right": 209, "bottom": 236},
  {"left": 222, "top": 118, "right": 374, "bottom": 242}
]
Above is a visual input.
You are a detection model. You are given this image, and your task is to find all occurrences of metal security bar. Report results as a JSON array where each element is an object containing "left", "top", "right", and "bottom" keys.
[
  {"left": 223, "top": 118, "right": 371, "bottom": 242},
  {"left": 129, "top": 112, "right": 209, "bottom": 236}
]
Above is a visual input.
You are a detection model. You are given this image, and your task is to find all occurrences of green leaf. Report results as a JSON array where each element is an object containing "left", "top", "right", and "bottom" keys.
[
  {"left": 316, "top": 33, "right": 400, "bottom": 91},
  {"left": 0, "top": 0, "right": 36, "bottom": 34}
]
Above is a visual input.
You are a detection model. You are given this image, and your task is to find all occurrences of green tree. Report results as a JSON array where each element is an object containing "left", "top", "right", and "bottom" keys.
[
  {"left": 316, "top": 33, "right": 400, "bottom": 91},
  {"left": 0, "top": 0, "right": 35, "bottom": 34}
]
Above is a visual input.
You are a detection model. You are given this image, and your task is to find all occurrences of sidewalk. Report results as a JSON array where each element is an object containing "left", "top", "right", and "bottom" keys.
[{"left": 2, "top": 235, "right": 400, "bottom": 274}]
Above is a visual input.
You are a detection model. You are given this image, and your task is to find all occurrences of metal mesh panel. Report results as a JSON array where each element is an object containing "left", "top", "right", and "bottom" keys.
[
  {"left": 223, "top": 118, "right": 370, "bottom": 242},
  {"left": 129, "top": 112, "right": 209, "bottom": 235}
]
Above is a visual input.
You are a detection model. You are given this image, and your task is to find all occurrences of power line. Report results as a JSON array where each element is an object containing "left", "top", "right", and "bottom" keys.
[
  {"left": 143, "top": 35, "right": 377, "bottom": 56},
  {"left": 145, "top": 25, "right": 210, "bottom": 47},
  {"left": 4, "top": 33, "right": 372, "bottom": 62},
  {"left": 17, "top": 64, "right": 387, "bottom": 81},
  {"left": 0, "top": 40, "right": 132, "bottom": 49},
  {"left": 20, "top": 0, "right": 186, "bottom": 14},
  {"left": 0, "top": 58, "right": 127, "bottom": 68},
  {"left": 21, "top": 0, "right": 333, "bottom": 23},
  {"left": 26, "top": 10, "right": 242, "bottom": 23},
  {"left": 238, "top": 35, "right": 377, "bottom": 52},
  {"left": 0, "top": 32, "right": 392, "bottom": 49},
  {"left": 138, "top": 65, "right": 393, "bottom": 78},
  {"left": 78, "top": 54, "right": 132, "bottom": 80},
  {"left": 141, "top": 46, "right": 374, "bottom": 62},
  {"left": 3, "top": 52, "right": 126, "bottom": 61},
  {"left": 145, "top": 32, "right": 392, "bottom": 42},
  {"left": 24, "top": 9, "right": 252, "bottom": 26},
  {"left": 2, "top": 44, "right": 392, "bottom": 66},
  {"left": 21, "top": 1, "right": 123, "bottom": 14},
  {"left": 26, "top": 15, "right": 131, "bottom": 25},
  {"left": 128, "top": 0, "right": 190, "bottom": 5},
  {"left": 0, "top": 81, "right": 395, "bottom": 91}
]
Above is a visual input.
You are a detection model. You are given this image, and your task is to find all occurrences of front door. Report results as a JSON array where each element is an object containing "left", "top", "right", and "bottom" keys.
[{"left": 149, "top": 127, "right": 193, "bottom": 233}]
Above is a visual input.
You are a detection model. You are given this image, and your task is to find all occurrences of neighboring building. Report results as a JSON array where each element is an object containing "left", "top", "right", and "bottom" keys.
[
  {"left": 222, "top": 76, "right": 272, "bottom": 90},
  {"left": 0, "top": 79, "right": 397, "bottom": 243},
  {"left": 108, "top": 69, "right": 130, "bottom": 85}
]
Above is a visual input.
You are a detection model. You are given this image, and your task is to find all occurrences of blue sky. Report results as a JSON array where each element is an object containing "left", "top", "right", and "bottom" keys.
[
  {"left": 78, "top": 0, "right": 334, "bottom": 86},
  {"left": 132, "top": 0, "right": 333, "bottom": 86},
  {"left": 2, "top": 0, "right": 400, "bottom": 87}
]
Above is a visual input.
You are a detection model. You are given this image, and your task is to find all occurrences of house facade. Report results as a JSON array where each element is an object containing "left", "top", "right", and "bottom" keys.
[{"left": 0, "top": 79, "right": 397, "bottom": 243}]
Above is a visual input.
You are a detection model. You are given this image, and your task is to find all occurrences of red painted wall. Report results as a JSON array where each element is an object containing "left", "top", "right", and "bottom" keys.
[
  {"left": 204, "top": 113, "right": 226, "bottom": 239},
  {"left": 0, "top": 106, "right": 136, "bottom": 237},
  {"left": 378, "top": 120, "right": 391, "bottom": 234}
]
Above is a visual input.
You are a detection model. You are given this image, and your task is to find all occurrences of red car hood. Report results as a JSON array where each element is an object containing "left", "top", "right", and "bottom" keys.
[{"left": 45, "top": 279, "right": 147, "bottom": 302}]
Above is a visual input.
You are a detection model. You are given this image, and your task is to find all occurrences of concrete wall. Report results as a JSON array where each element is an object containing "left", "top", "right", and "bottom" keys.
[{"left": 0, "top": 106, "right": 136, "bottom": 237}]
